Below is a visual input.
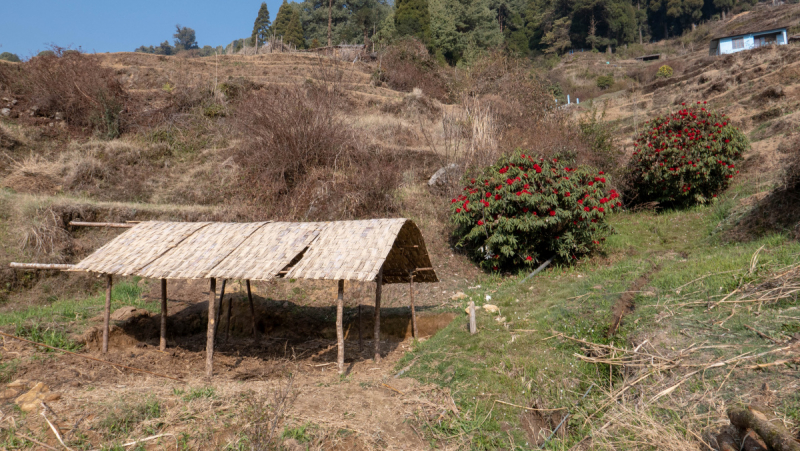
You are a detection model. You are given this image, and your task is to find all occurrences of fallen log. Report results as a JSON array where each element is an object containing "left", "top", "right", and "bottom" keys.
[{"left": 728, "top": 406, "right": 800, "bottom": 451}]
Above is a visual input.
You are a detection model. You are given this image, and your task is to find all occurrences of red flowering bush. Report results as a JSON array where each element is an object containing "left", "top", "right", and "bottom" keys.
[
  {"left": 628, "top": 102, "right": 748, "bottom": 206},
  {"left": 451, "top": 150, "right": 617, "bottom": 271}
]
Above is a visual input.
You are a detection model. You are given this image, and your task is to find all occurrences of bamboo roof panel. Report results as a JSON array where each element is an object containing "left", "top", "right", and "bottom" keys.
[
  {"left": 138, "top": 222, "right": 269, "bottom": 279},
  {"left": 70, "top": 221, "right": 209, "bottom": 276},
  {"left": 286, "top": 219, "right": 408, "bottom": 282},
  {"left": 206, "top": 222, "right": 321, "bottom": 281}
]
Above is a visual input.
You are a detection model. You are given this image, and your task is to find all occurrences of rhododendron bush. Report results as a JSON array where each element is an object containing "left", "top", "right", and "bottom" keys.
[
  {"left": 628, "top": 102, "right": 748, "bottom": 206},
  {"left": 450, "top": 151, "right": 617, "bottom": 271}
]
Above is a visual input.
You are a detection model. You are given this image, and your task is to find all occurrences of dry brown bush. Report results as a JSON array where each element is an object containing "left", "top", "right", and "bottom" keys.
[
  {"left": 0, "top": 48, "right": 127, "bottom": 139},
  {"left": 232, "top": 84, "right": 403, "bottom": 221},
  {"left": 734, "top": 151, "right": 800, "bottom": 239},
  {"left": 377, "top": 38, "right": 450, "bottom": 102}
]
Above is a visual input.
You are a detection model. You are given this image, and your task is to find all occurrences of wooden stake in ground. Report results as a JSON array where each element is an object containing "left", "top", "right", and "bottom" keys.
[
  {"left": 246, "top": 280, "right": 256, "bottom": 337},
  {"left": 206, "top": 278, "right": 217, "bottom": 378},
  {"left": 214, "top": 279, "right": 226, "bottom": 341},
  {"left": 103, "top": 274, "right": 112, "bottom": 353},
  {"left": 728, "top": 406, "right": 800, "bottom": 451},
  {"left": 336, "top": 279, "right": 345, "bottom": 374},
  {"left": 468, "top": 301, "right": 477, "bottom": 334},
  {"left": 358, "top": 304, "right": 363, "bottom": 352},
  {"left": 160, "top": 279, "right": 167, "bottom": 351},
  {"left": 225, "top": 286, "right": 233, "bottom": 343},
  {"left": 409, "top": 272, "right": 418, "bottom": 339},
  {"left": 374, "top": 268, "right": 383, "bottom": 362}
]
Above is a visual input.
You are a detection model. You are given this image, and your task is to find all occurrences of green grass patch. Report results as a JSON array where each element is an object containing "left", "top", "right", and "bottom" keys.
[
  {"left": 400, "top": 196, "right": 800, "bottom": 449},
  {"left": 100, "top": 395, "right": 163, "bottom": 438},
  {"left": 174, "top": 386, "right": 216, "bottom": 401},
  {"left": 0, "top": 279, "right": 155, "bottom": 330}
]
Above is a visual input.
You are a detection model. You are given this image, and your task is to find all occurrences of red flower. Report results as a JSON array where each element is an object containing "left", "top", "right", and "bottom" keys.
[
  {"left": 526, "top": 256, "right": 532, "bottom": 261},
  {"left": 485, "top": 192, "right": 490, "bottom": 198},
  {"left": 549, "top": 210, "right": 556, "bottom": 216},
  {"left": 456, "top": 208, "right": 462, "bottom": 213},
  {"left": 507, "top": 178, "right": 514, "bottom": 185},
  {"left": 577, "top": 199, "right": 583, "bottom": 205},
  {"left": 565, "top": 192, "right": 571, "bottom": 197},
  {"left": 495, "top": 194, "right": 501, "bottom": 200},
  {"left": 522, "top": 207, "right": 529, "bottom": 212},
  {"left": 492, "top": 266, "right": 498, "bottom": 271},
  {"left": 588, "top": 182, "right": 594, "bottom": 186},
  {"left": 584, "top": 207, "right": 590, "bottom": 212},
  {"left": 477, "top": 220, "right": 484, "bottom": 225},
  {"left": 499, "top": 167, "right": 508, "bottom": 174},
  {"left": 598, "top": 207, "right": 605, "bottom": 213}
]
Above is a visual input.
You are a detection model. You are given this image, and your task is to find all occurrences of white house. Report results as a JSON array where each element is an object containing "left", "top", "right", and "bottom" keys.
[{"left": 709, "top": 27, "right": 788, "bottom": 55}]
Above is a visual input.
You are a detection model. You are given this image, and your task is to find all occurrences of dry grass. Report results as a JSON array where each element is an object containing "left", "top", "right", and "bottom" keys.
[{"left": 0, "top": 48, "right": 127, "bottom": 138}]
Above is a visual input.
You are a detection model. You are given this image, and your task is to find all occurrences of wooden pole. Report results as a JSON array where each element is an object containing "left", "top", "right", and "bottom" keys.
[
  {"left": 68, "top": 221, "right": 135, "bottom": 228},
  {"left": 214, "top": 279, "right": 226, "bottom": 341},
  {"left": 374, "top": 268, "right": 383, "bottom": 362},
  {"left": 409, "top": 273, "right": 418, "bottom": 339},
  {"left": 103, "top": 274, "right": 112, "bottom": 353},
  {"left": 336, "top": 279, "right": 345, "bottom": 374},
  {"left": 206, "top": 278, "right": 217, "bottom": 378},
  {"left": 246, "top": 280, "right": 256, "bottom": 337},
  {"left": 468, "top": 301, "right": 477, "bottom": 334},
  {"left": 225, "top": 286, "right": 233, "bottom": 343},
  {"left": 9, "top": 263, "right": 74, "bottom": 270},
  {"left": 358, "top": 304, "right": 363, "bottom": 352},
  {"left": 160, "top": 279, "right": 167, "bottom": 351}
]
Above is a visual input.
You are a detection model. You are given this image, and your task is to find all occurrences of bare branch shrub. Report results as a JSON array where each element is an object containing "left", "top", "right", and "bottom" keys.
[
  {"left": 243, "top": 369, "right": 297, "bottom": 450},
  {"left": 376, "top": 38, "right": 450, "bottom": 102},
  {"left": 0, "top": 48, "right": 126, "bottom": 139},
  {"left": 232, "top": 84, "right": 401, "bottom": 220}
]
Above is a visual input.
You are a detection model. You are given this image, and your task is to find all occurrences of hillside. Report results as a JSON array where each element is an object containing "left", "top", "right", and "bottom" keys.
[{"left": 0, "top": 25, "right": 799, "bottom": 450}]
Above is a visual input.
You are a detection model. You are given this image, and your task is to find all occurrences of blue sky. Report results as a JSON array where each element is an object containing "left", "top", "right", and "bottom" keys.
[{"left": 0, "top": 0, "right": 281, "bottom": 58}]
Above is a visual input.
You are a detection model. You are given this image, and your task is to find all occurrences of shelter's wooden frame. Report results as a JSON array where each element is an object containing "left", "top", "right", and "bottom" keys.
[{"left": 11, "top": 219, "right": 438, "bottom": 377}]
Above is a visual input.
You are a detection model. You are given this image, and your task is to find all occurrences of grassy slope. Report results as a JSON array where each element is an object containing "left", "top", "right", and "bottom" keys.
[{"left": 398, "top": 186, "right": 800, "bottom": 449}]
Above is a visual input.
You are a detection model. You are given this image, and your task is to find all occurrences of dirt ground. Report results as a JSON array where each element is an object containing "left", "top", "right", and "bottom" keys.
[{"left": 0, "top": 278, "right": 463, "bottom": 449}]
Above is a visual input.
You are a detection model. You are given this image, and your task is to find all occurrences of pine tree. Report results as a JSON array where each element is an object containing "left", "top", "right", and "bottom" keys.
[
  {"left": 285, "top": 10, "right": 307, "bottom": 48},
  {"left": 395, "top": 0, "right": 430, "bottom": 41},
  {"left": 252, "top": 2, "right": 272, "bottom": 46},
  {"left": 429, "top": 0, "right": 460, "bottom": 59},
  {"left": 273, "top": 0, "right": 295, "bottom": 38}
]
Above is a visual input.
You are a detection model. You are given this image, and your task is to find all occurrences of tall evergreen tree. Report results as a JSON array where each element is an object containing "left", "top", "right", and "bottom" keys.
[
  {"left": 285, "top": 9, "right": 307, "bottom": 47},
  {"left": 252, "top": 2, "right": 272, "bottom": 45},
  {"left": 395, "top": 0, "right": 431, "bottom": 41},
  {"left": 273, "top": 0, "right": 295, "bottom": 38}
]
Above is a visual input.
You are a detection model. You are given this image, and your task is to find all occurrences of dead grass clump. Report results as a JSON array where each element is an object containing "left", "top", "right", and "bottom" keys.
[
  {"left": 233, "top": 85, "right": 402, "bottom": 220},
  {"left": 0, "top": 48, "right": 126, "bottom": 139},
  {"left": 377, "top": 38, "right": 450, "bottom": 102},
  {"left": 19, "top": 204, "right": 71, "bottom": 260}
]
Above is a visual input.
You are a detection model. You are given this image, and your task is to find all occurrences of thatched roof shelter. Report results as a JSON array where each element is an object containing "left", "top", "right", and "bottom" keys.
[{"left": 57, "top": 218, "right": 437, "bottom": 376}]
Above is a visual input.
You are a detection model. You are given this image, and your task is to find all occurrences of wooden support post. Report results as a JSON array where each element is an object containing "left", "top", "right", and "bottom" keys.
[
  {"left": 103, "top": 274, "right": 112, "bottom": 353},
  {"left": 374, "top": 268, "right": 383, "bottom": 362},
  {"left": 246, "top": 280, "right": 256, "bottom": 337},
  {"left": 214, "top": 279, "right": 226, "bottom": 341},
  {"left": 336, "top": 280, "right": 345, "bottom": 374},
  {"left": 409, "top": 273, "right": 418, "bottom": 339},
  {"left": 468, "top": 301, "right": 477, "bottom": 335},
  {"left": 225, "top": 286, "right": 233, "bottom": 343},
  {"left": 160, "top": 279, "right": 167, "bottom": 351},
  {"left": 206, "top": 278, "right": 217, "bottom": 378},
  {"left": 358, "top": 304, "right": 363, "bottom": 352}
]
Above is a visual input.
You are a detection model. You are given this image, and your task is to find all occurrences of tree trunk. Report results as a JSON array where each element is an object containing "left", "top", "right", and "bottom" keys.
[
  {"left": 728, "top": 406, "right": 800, "bottom": 451},
  {"left": 328, "top": 0, "right": 333, "bottom": 47}
]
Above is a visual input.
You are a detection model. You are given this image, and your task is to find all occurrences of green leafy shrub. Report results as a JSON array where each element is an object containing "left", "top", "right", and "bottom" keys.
[
  {"left": 451, "top": 150, "right": 618, "bottom": 271},
  {"left": 628, "top": 102, "right": 748, "bottom": 206},
  {"left": 656, "top": 65, "right": 673, "bottom": 79},
  {"left": 596, "top": 75, "right": 614, "bottom": 90}
]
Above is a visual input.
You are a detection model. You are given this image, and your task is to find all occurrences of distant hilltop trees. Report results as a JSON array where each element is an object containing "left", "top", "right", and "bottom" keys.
[{"left": 135, "top": 25, "right": 221, "bottom": 56}]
